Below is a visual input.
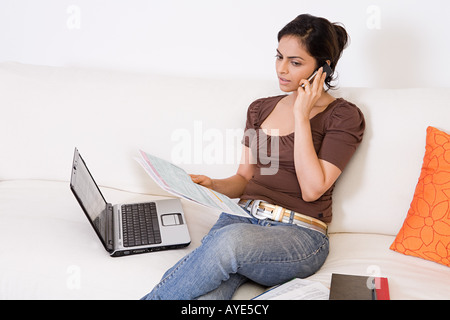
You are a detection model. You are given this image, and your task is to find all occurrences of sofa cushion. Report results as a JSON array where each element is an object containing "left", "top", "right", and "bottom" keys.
[
  {"left": 0, "top": 62, "right": 279, "bottom": 191},
  {"left": 2, "top": 180, "right": 450, "bottom": 299},
  {"left": 307, "top": 233, "right": 450, "bottom": 300},
  {"left": 390, "top": 126, "right": 450, "bottom": 267},
  {"left": 0, "top": 180, "right": 219, "bottom": 299},
  {"left": 327, "top": 88, "right": 450, "bottom": 235}
]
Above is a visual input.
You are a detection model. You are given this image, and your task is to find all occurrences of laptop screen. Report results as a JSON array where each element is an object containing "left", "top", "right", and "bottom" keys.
[{"left": 70, "top": 149, "right": 108, "bottom": 241}]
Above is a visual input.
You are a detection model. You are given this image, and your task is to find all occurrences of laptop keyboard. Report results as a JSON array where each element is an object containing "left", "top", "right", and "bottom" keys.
[{"left": 121, "top": 202, "right": 162, "bottom": 247}]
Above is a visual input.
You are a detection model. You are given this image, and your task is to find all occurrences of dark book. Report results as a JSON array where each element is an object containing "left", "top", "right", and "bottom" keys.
[{"left": 329, "top": 273, "right": 390, "bottom": 300}]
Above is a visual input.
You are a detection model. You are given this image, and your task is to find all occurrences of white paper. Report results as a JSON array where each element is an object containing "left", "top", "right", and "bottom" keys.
[
  {"left": 136, "top": 150, "right": 250, "bottom": 218},
  {"left": 253, "top": 278, "right": 329, "bottom": 300}
]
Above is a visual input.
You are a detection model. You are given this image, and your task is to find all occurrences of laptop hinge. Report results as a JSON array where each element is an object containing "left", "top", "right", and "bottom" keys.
[{"left": 106, "top": 203, "right": 114, "bottom": 251}]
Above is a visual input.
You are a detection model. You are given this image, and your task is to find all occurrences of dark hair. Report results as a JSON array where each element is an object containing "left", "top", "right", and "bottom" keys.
[{"left": 278, "top": 14, "right": 349, "bottom": 89}]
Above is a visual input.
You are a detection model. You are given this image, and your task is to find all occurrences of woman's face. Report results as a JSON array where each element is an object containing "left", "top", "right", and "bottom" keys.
[{"left": 276, "top": 35, "right": 318, "bottom": 92}]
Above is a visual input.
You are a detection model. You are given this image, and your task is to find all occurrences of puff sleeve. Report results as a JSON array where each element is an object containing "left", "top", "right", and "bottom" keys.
[
  {"left": 317, "top": 101, "right": 365, "bottom": 171},
  {"left": 241, "top": 98, "right": 264, "bottom": 148}
]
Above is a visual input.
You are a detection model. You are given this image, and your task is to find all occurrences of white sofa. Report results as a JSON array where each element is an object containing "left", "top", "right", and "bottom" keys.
[{"left": 1, "top": 62, "right": 449, "bottom": 300}]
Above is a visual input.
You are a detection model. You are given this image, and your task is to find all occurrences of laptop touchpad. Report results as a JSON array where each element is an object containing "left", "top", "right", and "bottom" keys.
[{"left": 161, "top": 213, "right": 183, "bottom": 226}]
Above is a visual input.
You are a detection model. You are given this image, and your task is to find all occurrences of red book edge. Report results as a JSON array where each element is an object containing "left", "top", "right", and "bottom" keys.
[{"left": 375, "top": 277, "right": 390, "bottom": 300}]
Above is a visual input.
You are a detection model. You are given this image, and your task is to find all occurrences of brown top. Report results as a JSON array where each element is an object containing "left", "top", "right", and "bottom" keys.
[{"left": 240, "top": 95, "right": 365, "bottom": 223}]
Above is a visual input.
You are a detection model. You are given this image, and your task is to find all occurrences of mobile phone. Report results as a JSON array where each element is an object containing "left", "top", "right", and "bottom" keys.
[{"left": 301, "top": 63, "right": 333, "bottom": 88}]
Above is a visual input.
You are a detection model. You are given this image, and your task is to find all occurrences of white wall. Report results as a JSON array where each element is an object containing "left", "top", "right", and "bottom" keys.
[{"left": 1, "top": 0, "right": 449, "bottom": 88}]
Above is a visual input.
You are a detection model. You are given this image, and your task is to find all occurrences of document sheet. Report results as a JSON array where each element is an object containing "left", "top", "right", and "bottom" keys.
[
  {"left": 253, "top": 278, "right": 329, "bottom": 300},
  {"left": 136, "top": 150, "right": 249, "bottom": 218}
]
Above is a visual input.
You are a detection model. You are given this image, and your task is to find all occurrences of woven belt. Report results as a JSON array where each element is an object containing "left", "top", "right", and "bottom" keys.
[{"left": 238, "top": 199, "right": 328, "bottom": 236}]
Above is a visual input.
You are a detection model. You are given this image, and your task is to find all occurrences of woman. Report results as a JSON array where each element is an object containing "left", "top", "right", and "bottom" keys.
[{"left": 142, "top": 14, "right": 365, "bottom": 300}]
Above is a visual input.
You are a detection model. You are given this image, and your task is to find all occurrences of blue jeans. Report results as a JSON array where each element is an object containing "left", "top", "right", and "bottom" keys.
[{"left": 141, "top": 212, "right": 329, "bottom": 300}]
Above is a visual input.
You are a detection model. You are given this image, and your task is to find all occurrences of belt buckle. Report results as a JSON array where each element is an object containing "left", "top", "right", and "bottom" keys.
[{"left": 250, "top": 200, "right": 267, "bottom": 220}]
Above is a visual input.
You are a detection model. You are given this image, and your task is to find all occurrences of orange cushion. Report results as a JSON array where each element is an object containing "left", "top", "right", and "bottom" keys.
[{"left": 390, "top": 126, "right": 450, "bottom": 267}]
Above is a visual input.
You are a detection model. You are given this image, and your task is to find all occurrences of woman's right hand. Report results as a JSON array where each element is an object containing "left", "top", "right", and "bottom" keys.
[{"left": 189, "top": 174, "right": 214, "bottom": 189}]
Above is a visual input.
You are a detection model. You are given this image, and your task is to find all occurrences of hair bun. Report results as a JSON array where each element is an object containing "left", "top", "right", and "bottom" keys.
[{"left": 333, "top": 23, "right": 349, "bottom": 52}]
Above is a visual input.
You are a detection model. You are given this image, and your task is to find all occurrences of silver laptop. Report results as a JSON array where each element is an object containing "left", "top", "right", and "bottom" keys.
[{"left": 70, "top": 148, "right": 191, "bottom": 257}]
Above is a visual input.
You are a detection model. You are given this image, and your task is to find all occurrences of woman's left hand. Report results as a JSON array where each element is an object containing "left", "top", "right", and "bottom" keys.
[{"left": 293, "top": 67, "right": 327, "bottom": 120}]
